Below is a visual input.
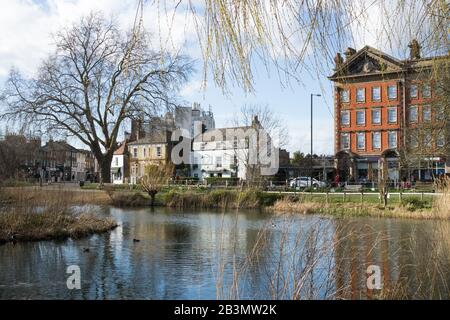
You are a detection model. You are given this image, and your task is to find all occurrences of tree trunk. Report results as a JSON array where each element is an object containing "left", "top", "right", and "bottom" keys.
[{"left": 97, "top": 153, "right": 113, "bottom": 184}]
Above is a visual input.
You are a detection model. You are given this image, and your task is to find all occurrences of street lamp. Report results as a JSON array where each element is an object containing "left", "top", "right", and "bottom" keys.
[{"left": 310, "top": 93, "right": 321, "bottom": 188}]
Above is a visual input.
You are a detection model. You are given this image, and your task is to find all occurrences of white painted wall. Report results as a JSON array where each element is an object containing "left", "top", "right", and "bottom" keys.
[
  {"left": 111, "top": 154, "right": 125, "bottom": 184},
  {"left": 73, "top": 152, "right": 86, "bottom": 181},
  {"left": 191, "top": 139, "right": 248, "bottom": 180}
]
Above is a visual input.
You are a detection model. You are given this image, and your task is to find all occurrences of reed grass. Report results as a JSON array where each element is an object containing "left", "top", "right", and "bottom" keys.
[
  {"left": 163, "top": 189, "right": 277, "bottom": 209},
  {"left": 0, "top": 187, "right": 117, "bottom": 244},
  {"left": 214, "top": 214, "right": 450, "bottom": 300}
]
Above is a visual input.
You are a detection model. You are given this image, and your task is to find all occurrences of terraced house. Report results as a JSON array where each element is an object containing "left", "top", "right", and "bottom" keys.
[
  {"left": 128, "top": 130, "right": 173, "bottom": 184},
  {"left": 329, "top": 40, "right": 449, "bottom": 183}
]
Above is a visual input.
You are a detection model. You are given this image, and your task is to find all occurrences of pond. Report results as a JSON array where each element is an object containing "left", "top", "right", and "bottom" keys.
[{"left": 0, "top": 207, "right": 449, "bottom": 299}]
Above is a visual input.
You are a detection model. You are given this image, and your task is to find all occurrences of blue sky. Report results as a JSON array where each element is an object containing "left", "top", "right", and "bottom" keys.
[{"left": 181, "top": 63, "right": 335, "bottom": 155}]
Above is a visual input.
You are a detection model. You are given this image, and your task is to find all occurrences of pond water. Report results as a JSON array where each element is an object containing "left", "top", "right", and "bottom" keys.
[{"left": 0, "top": 207, "right": 449, "bottom": 299}]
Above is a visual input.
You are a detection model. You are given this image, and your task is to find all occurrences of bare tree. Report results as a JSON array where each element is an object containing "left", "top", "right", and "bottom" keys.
[
  {"left": 398, "top": 56, "right": 450, "bottom": 183},
  {"left": 1, "top": 12, "right": 192, "bottom": 183},
  {"left": 378, "top": 158, "right": 389, "bottom": 208},
  {"left": 140, "top": 163, "right": 174, "bottom": 206}
]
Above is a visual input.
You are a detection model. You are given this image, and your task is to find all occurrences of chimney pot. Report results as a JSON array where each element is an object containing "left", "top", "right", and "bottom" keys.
[
  {"left": 408, "top": 39, "right": 421, "bottom": 60},
  {"left": 344, "top": 47, "right": 356, "bottom": 60}
]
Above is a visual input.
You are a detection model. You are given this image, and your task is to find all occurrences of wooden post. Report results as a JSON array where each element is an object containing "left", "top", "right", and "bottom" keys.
[
  {"left": 360, "top": 191, "right": 363, "bottom": 204},
  {"left": 326, "top": 192, "right": 329, "bottom": 204},
  {"left": 421, "top": 192, "right": 424, "bottom": 201},
  {"left": 343, "top": 191, "right": 346, "bottom": 202}
]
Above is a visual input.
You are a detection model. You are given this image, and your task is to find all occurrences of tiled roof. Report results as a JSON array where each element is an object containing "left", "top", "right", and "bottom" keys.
[
  {"left": 113, "top": 143, "right": 126, "bottom": 155},
  {"left": 128, "top": 130, "right": 172, "bottom": 145}
]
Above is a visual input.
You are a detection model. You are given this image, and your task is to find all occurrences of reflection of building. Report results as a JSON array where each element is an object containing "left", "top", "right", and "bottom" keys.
[
  {"left": 128, "top": 131, "right": 173, "bottom": 184},
  {"left": 329, "top": 41, "right": 448, "bottom": 183},
  {"left": 111, "top": 142, "right": 129, "bottom": 184}
]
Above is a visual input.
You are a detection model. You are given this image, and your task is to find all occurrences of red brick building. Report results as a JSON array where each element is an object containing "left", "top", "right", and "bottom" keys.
[{"left": 329, "top": 41, "right": 448, "bottom": 183}]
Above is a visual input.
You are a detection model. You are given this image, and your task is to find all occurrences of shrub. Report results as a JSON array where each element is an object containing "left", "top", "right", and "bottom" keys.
[
  {"left": 401, "top": 197, "right": 430, "bottom": 211},
  {"left": 109, "top": 191, "right": 150, "bottom": 207}
]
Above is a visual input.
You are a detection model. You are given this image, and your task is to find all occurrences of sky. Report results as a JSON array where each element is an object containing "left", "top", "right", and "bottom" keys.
[{"left": 0, "top": 0, "right": 411, "bottom": 156}]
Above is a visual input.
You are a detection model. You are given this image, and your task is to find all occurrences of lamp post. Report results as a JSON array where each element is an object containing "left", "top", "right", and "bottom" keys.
[{"left": 310, "top": 93, "right": 321, "bottom": 188}]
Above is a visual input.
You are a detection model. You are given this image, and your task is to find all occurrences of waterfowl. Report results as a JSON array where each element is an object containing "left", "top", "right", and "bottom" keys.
[
  {"left": 82, "top": 247, "right": 90, "bottom": 253},
  {"left": 133, "top": 239, "right": 140, "bottom": 243}
]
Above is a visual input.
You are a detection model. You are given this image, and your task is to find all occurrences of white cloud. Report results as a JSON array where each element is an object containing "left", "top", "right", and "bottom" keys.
[
  {"left": 0, "top": 0, "right": 201, "bottom": 79},
  {"left": 180, "top": 79, "right": 204, "bottom": 98}
]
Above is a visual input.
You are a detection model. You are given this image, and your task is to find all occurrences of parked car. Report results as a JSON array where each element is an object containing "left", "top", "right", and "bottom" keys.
[{"left": 289, "top": 177, "right": 327, "bottom": 189}]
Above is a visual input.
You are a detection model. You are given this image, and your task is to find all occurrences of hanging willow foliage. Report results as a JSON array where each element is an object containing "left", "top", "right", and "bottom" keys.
[{"left": 148, "top": 0, "right": 448, "bottom": 91}]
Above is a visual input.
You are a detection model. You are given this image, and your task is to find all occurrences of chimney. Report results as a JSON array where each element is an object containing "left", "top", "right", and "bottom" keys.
[
  {"left": 344, "top": 47, "right": 356, "bottom": 60},
  {"left": 334, "top": 52, "right": 343, "bottom": 70},
  {"left": 124, "top": 131, "right": 131, "bottom": 142},
  {"left": 131, "top": 118, "right": 144, "bottom": 141},
  {"left": 252, "top": 115, "right": 261, "bottom": 128},
  {"left": 408, "top": 39, "right": 421, "bottom": 60}
]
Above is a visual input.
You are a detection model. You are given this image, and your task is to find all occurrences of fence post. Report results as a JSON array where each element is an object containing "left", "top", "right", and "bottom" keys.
[
  {"left": 421, "top": 192, "right": 424, "bottom": 201},
  {"left": 399, "top": 189, "right": 402, "bottom": 202},
  {"left": 360, "top": 191, "right": 363, "bottom": 204},
  {"left": 343, "top": 191, "right": 346, "bottom": 202},
  {"left": 326, "top": 192, "right": 329, "bottom": 204}
]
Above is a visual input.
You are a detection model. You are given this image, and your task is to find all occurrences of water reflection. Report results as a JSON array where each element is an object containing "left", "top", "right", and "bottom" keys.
[{"left": 0, "top": 207, "right": 448, "bottom": 299}]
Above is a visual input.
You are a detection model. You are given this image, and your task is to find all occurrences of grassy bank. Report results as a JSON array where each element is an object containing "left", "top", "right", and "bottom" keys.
[
  {"left": 1, "top": 186, "right": 112, "bottom": 205},
  {"left": 2, "top": 184, "right": 448, "bottom": 220},
  {"left": 0, "top": 209, "right": 117, "bottom": 244},
  {"left": 269, "top": 189, "right": 449, "bottom": 220},
  {"left": 0, "top": 188, "right": 117, "bottom": 244},
  {"left": 163, "top": 189, "right": 281, "bottom": 209}
]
